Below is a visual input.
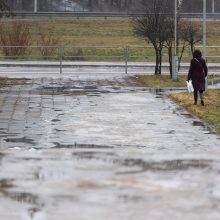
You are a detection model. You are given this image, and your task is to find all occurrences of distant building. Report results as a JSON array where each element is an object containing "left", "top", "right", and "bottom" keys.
[
  {"left": 5, "top": 0, "right": 220, "bottom": 13},
  {"left": 5, "top": 0, "right": 84, "bottom": 12}
]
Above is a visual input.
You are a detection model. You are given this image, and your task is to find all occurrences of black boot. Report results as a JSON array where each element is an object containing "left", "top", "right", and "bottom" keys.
[
  {"left": 199, "top": 91, "right": 204, "bottom": 106},
  {"left": 194, "top": 90, "right": 198, "bottom": 105}
]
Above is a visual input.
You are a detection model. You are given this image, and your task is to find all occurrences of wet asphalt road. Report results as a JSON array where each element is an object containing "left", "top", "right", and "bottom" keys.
[
  {"left": 0, "top": 61, "right": 220, "bottom": 77},
  {"left": 0, "top": 74, "right": 220, "bottom": 220}
]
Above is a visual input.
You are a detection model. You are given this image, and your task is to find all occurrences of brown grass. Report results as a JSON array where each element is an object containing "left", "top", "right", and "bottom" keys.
[
  {"left": 138, "top": 75, "right": 187, "bottom": 88},
  {"left": 0, "top": 78, "right": 27, "bottom": 88},
  {"left": 0, "top": 21, "right": 31, "bottom": 57},
  {"left": 169, "top": 90, "right": 220, "bottom": 134}
]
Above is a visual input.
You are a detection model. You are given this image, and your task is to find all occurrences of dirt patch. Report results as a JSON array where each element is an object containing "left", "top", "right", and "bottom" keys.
[
  {"left": 0, "top": 78, "right": 27, "bottom": 88},
  {"left": 93, "top": 76, "right": 147, "bottom": 87}
]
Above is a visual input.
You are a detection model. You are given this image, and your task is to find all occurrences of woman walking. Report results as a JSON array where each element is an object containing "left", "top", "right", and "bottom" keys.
[{"left": 188, "top": 49, "right": 208, "bottom": 106}]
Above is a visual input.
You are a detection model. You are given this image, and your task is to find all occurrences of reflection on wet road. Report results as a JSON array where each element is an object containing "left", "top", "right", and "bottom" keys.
[{"left": 0, "top": 77, "right": 220, "bottom": 220}]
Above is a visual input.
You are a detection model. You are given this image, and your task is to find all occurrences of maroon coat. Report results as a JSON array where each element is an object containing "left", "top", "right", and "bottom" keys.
[{"left": 188, "top": 57, "right": 208, "bottom": 91}]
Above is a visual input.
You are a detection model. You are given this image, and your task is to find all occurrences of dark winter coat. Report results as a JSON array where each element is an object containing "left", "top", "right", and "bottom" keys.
[{"left": 188, "top": 55, "right": 208, "bottom": 91}]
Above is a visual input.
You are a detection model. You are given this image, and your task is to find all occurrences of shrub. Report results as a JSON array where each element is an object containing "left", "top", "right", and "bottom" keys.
[
  {"left": 37, "top": 27, "right": 61, "bottom": 59},
  {"left": 0, "top": 21, "right": 31, "bottom": 58},
  {"left": 64, "top": 48, "right": 85, "bottom": 61}
]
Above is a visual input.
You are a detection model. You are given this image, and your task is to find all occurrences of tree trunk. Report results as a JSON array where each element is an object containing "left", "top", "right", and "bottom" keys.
[
  {"left": 155, "top": 46, "right": 163, "bottom": 75},
  {"left": 168, "top": 46, "right": 173, "bottom": 77},
  {"left": 178, "top": 42, "right": 187, "bottom": 71},
  {"left": 190, "top": 42, "right": 194, "bottom": 55},
  {"left": 159, "top": 48, "right": 162, "bottom": 75}
]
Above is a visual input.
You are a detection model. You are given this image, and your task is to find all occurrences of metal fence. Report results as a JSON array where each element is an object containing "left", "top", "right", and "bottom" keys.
[
  {"left": 0, "top": 45, "right": 220, "bottom": 74},
  {"left": 7, "top": 12, "right": 220, "bottom": 20}
]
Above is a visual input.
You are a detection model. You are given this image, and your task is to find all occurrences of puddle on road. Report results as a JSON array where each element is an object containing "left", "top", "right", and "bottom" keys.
[
  {"left": 4, "top": 137, "right": 36, "bottom": 145},
  {"left": 118, "top": 194, "right": 144, "bottom": 202},
  {"left": 0, "top": 179, "right": 13, "bottom": 190},
  {"left": 3, "top": 191, "right": 38, "bottom": 205},
  {"left": 51, "top": 119, "right": 61, "bottom": 122},
  {"left": 118, "top": 158, "right": 212, "bottom": 174},
  {"left": 167, "top": 130, "right": 175, "bottom": 134},
  {"left": 0, "top": 152, "right": 5, "bottom": 165},
  {"left": 38, "top": 85, "right": 97, "bottom": 96},
  {"left": 147, "top": 122, "right": 157, "bottom": 125},
  {"left": 2, "top": 189, "right": 43, "bottom": 220},
  {"left": 50, "top": 142, "right": 212, "bottom": 174},
  {"left": 37, "top": 85, "right": 87, "bottom": 96},
  {"left": 36, "top": 84, "right": 153, "bottom": 97},
  {"left": 52, "top": 143, "right": 118, "bottom": 163},
  {"left": 175, "top": 111, "right": 216, "bottom": 134},
  {"left": 181, "top": 113, "right": 193, "bottom": 118},
  {"left": 193, "top": 121, "right": 206, "bottom": 127},
  {"left": 0, "top": 152, "right": 5, "bottom": 160},
  {"left": 50, "top": 143, "right": 212, "bottom": 174},
  {"left": 53, "top": 142, "right": 114, "bottom": 149},
  {"left": 156, "top": 94, "right": 163, "bottom": 98},
  {"left": 192, "top": 120, "right": 216, "bottom": 134},
  {"left": 43, "top": 90, "right": 87, "bottom": 96},
  {"left": 72, "top": 151, "right": 116, "bottom": 160},
  {"left": 0, "top": 178, "right": 42, "bottom": 218}
]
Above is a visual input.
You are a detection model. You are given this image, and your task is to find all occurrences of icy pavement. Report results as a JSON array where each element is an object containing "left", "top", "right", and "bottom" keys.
[{"left": 0, "top": 76, "right": 220, "bottom": 220}]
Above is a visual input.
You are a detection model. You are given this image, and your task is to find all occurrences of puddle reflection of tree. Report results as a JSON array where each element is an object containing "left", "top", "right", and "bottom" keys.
[
  {"left": 117, "top": 159, "right": 212, "bottom": 175},
  {"left": 0, "top": 152, "right": 5, "bottom": 165},
  {"left": 0, "top": 179, "right": 43, "bottom": 220},
  {"left": 4, "top": 137, "right": 36, "bottom": 145}
]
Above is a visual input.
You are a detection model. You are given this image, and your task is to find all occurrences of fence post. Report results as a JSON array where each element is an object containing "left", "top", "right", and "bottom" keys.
[
  {"left": 59, "top": 46, "right": 63, "bottom": 74},
  {"left": 124, "top": 46, "right": 129, "bottom": 74}
]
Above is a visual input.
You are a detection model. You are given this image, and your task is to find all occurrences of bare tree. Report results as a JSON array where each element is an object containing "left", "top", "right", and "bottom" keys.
[
  {"left": 180, "top": 21, "right": 202, "bottom": 55},
  {"left": 133, "top": 0, "right": 202, "bottom": 77},
  {"left": 163, "top": 0, "right": 183, "bottom": 77},
  {"left": 0, "top": 0, "right": 12, "bottom": 17},
  {"left": 133, "top": 0, "right": 174, "bottom": 75},
  {"left": 37, "top": 27, "right": 61, "bottom": 59}
]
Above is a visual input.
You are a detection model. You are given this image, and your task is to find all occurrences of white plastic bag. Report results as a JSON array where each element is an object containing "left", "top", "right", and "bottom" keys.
[
  {"left": 205, "top": 76, "right": 208, "bottom": 92},
  {"left": 186, "top": 80, "right": 194, "bottom": 93}
]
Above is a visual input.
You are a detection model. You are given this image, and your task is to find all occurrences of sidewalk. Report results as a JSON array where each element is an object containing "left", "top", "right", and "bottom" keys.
[
  {"left": 0, "top": 61, "right": 220, "bottom": 78},
  {"left": 0, "top": 74, "right": 220, "bottom": 220},
  {"left": 1, "top": 61, "right": 220, "bottom": 69}
]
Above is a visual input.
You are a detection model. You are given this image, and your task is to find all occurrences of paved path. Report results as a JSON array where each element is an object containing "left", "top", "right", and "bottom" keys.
[{"left": 0, "top": 73, "right": 220, "bottom": 220}]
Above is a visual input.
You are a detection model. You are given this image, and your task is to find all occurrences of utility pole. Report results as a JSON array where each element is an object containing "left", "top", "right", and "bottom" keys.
[
  {"left": 18, "top": 0, "right": 22, "bottom": 11},
  {"left": 34, "top": 0, "right": 37, "bottom": 13},
  {"left": 212, "top": 0, "right": 215, "bottom": 14},
  {"left": 172, "top": 0, "right": 178, "bottom": 81},
  {"left": 203, "top": 0, "right": 207, "bottom": 59},
  {"left": 174, "top": 0, "right": 177, "bottom": 57}
]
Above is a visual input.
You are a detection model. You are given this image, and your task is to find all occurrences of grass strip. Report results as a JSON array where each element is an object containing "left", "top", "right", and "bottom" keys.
[
  {"left": 137, "top": 75, "right": 187, "bottom": 88},
  {"left": 169, "top": 90, "right": 220, "bottom": 134},
  {"left": 138, "top": 75, "right": 220, "bottom": 88},
  {"left": 1, "top": 18, "right": 220, "bottom": 62}
]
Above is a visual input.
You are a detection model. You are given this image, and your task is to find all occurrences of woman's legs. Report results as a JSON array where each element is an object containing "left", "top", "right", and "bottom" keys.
[
  {"left": 199, "top": 90, "right": 204, "bottom": 106},
  {"left": 193, "top": 90, "right": 198, "bottom": 105}
]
